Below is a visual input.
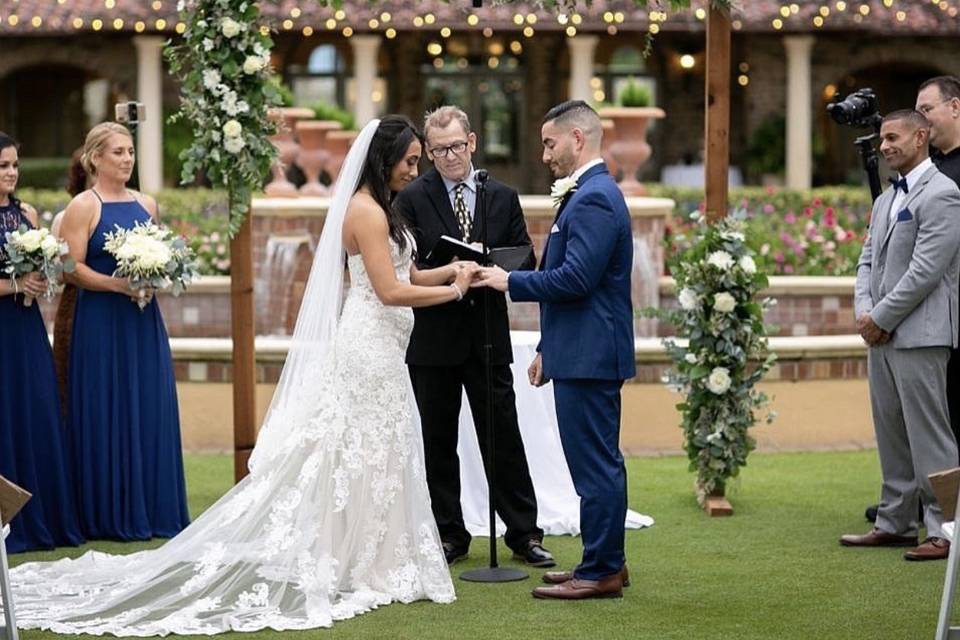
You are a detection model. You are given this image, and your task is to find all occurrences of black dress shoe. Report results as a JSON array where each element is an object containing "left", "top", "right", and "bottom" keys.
[
  {"left": 442, "top": 541, "right": 468, "bottom": 565},
  {"left": 512, "top": 539, "right": 556, "bottom": 568}
]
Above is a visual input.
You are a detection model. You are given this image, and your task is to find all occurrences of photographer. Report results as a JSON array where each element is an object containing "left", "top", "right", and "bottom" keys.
[{"left": 916, "top": 76, "right": 960, "bottom": 456}]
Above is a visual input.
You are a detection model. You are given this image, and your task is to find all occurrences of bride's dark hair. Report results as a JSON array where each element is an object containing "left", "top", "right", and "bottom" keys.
[{"left": 357, "top": 114, "right": 423, "bottom": 254}]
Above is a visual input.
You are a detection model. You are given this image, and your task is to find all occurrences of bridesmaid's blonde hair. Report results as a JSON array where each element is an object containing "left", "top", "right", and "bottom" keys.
[{"left": 81, "top": 122, "right": 133, "bottom": 176}]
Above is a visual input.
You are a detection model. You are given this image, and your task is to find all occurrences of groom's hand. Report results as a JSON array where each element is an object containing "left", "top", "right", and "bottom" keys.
[
  {"left": 528, "top": 353, "right": 549, "bottom": 387},
  {"left": 472, "top": 266, "right": 509, "bottom": 292}
]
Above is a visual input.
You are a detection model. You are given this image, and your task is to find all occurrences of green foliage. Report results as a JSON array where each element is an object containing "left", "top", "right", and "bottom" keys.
[
  {"left": 307, "top": 101, "right": 356, "bottom": 131},
  {"left": 745, "top": 115, "right": 786, "bottom": 179},
  {"left": 166, "top": 0, "right": 282, "bottom": 237},
  {"left": 16, "top": 157, "right": 71, "bottom": 190},
  {"left": 647, "top": 211, "right": 776, "bottom": 498},
  {"left": 618, "top": 78, "right": 653, "bottom": 107}
]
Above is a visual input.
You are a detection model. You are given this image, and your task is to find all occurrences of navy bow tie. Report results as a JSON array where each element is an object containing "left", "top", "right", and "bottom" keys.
[{"left": 889, "top": 176, "right": 909, "bottom": 194}]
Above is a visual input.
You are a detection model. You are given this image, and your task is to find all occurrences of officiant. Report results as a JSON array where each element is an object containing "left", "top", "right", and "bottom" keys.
[{"left": 394, "top": 106, "right": 553, "bottom": 568}]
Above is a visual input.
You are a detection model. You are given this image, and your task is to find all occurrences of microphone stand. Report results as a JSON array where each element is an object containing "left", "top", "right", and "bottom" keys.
[{"left": 460, "top": 169, "right": 527, "bottom": 584}]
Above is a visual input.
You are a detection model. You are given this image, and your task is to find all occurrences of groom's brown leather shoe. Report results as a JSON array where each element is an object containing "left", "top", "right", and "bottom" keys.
[
  {"left": 839, "top": 527, "right": 918, "bottom": 547},
  {"left": 904, "top": 537, "right": 950, "bottom": 561},
  {"left": 542, "top": 565, "right": 630, "bottom": 587},
  {"left": 532, "top": 573, "right": 623, "bottom": 600}
]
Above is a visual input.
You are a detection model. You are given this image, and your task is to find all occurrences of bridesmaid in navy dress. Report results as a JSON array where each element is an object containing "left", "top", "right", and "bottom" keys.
[
  {"left": 0, "top": 132, "right": 85, "bottom": 553},
  {"left": 59, "top": 122, "right": 189, "bottom": 540}
]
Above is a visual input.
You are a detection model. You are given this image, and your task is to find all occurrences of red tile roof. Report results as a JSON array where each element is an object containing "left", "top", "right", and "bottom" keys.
[{"left": 0, "top": 0, "right": 956, "bottom": 35}]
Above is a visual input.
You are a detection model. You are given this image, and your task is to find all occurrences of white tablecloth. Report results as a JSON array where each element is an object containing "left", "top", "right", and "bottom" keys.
[{"left": 457, "top": 331, "right": 654, "bottom": 537}]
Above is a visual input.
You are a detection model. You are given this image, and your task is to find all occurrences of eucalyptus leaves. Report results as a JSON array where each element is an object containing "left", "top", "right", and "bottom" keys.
[
  {"left": 166, "top": 0, "right": 283, "bottom": 237},
  {"left": 651, "top": 211, "right": 776, "bottom": 499}
]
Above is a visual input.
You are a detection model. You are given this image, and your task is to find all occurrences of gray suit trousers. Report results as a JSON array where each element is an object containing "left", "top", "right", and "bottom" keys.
[{"left": 870, "top": 343, "right": 957, "bottom": 538}]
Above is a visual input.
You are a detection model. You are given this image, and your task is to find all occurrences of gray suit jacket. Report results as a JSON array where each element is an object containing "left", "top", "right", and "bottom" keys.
[{"left": 854, "top": 164, "right": 960, "bottom": 349}]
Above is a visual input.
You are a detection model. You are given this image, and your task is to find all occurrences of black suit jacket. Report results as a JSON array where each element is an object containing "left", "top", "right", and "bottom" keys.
[{"left": 394, "top": 167, "right": 535, "bottom": 366}]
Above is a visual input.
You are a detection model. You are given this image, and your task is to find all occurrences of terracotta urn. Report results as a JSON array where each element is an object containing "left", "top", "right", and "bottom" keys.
[
  {"left": 295, "top": 120, "right": 342, "bottom": 196},
  {"left": 323, "top": 130, "right": 359, "bottom": 185},
  {"left": 265, "top": 107, "right": 315, "bottom": 197},
  {"left": 600, "top": 118, "right": 620, "bottom": 180},
  {"left": 598, "top": 106, "right": 666, "bottom": 196}
]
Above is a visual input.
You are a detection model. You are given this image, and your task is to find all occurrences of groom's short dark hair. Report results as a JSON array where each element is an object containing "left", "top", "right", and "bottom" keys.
[{"left": 542, "top": 100, "right": 598, "bottom": 126}]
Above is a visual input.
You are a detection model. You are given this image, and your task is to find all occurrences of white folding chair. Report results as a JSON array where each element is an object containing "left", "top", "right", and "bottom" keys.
[{"left": 0, "top": 524, "right": 18, "bottom": 640}]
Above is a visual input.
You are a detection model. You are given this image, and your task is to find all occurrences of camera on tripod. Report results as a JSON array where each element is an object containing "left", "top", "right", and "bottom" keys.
[{"left": 827, "top": 88, "right": 882, "bottom": 131}]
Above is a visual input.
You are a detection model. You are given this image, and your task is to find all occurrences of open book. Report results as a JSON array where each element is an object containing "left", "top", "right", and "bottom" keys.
[{"left": 426, "top": 235, "right": 534, "bottom": 272}]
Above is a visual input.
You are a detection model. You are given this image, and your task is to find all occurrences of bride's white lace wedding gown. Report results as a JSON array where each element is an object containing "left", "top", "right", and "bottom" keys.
[{"left": 8, "top": 239, "right": 455, "bottom": 635}]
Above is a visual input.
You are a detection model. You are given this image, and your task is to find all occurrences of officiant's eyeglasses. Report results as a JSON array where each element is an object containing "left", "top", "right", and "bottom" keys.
[{"left": 429, "top": 141, "right": 469, "bottom": 158}]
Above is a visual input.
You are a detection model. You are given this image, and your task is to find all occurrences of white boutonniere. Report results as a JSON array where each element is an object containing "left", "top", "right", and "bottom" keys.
[{"left": 550, "top": 176, "right": 578, "bottom": 207}]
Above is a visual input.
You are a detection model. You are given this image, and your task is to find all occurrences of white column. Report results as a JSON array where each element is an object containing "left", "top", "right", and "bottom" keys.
[
  {"left": 784, "top": 35, "right": 815, "bottom": 190},
  {"left": 567, "top": 35, "right": 599, "bottom": 103},
  {"left": 350, "top": 35, "right": 381, "bottom": 128},
  {"left": 133, "top": 36, "right": 164, "bottom": 193}
]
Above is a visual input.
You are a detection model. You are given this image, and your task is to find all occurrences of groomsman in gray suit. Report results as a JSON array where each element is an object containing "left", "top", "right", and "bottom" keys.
[{"left": 841, "top": 109, "right": 960, "bottom": 561}]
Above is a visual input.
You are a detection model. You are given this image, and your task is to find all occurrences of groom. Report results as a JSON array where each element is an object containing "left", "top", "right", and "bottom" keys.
[{"left": 475, "top": 100, "right": 635, "bottom": 599}]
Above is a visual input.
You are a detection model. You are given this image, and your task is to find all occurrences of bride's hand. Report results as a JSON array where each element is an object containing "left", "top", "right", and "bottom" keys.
[
  {"left": 452, "top": 263, "right": 478, "bottom": 294},
  {"left": 449, "top": 260, "right": 478, "bottom": 283}
]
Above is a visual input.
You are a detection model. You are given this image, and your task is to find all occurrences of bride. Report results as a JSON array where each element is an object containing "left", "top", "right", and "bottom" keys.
[{"left": 7, "top": 116, "right": 478, "bottom": 635}]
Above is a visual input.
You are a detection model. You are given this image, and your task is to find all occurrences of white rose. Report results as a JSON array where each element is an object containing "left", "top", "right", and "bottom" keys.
[
  {"left": 707, "top": 250, "right": 734, "bottom": 271},
  {"left": 242, "top": 55, "right": 265, "bottom": 75},
  {"left": 224, "top": 136, "right": 246, "bottom": 154},
  {"left": 17, "top": 229, "right": 43, "bottom": 252},
  {"left": 739, "top": 255, "right": 757, "bottom": 275},
  {"left": 706, "top": 367, "right": 732, "bottom": 395},
  {"left": 550, "top": 176, "right": 578, "bottom": 204},
  {"left": 222, "top": 119, "right": 242, "bottom": 138},
  {"left": 677, "top": 287, "right": 699, "bottom": 311},
  {"left": 220, "top": 17, "right": 241, "bottom": 38},
  {"left": 684, "top": 353, "right": 698, "bottom": 364},
  {"left": 40, "top": 234, "right": 60, "bottom": 259},
  {"left": 713, "top": 291, "right": 736, "bottom": 314}
]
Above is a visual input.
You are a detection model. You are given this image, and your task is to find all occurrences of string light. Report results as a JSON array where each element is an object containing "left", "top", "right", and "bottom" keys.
[
  {"left": 302, "top": 25, "right": 313, "bottom": 36},
  {"left": 467, "top": 14, "right": 479, "bottom": 26},
  {"left": 92, "top": 18, "right": 104, "bottom": 30},
  {"left": 565, "top": 26, "right": 576, "bottom": 37},
  {"left": 325, "top": 18, "right": 336, "bottom": 29},
  {"left": 135, "top": 20, "right": 145, "bottom": 32},
  {"left": 290, "top": 7, "right": 301, "bottom": 18},
  {"left": 369, "top": 18, "right": 380, "bottom": 29},
  {"left": 31, "top": 15, "right": 41, "bottom": 27},
  {"left": 522, "top": 25, "right": 534, "bottom": 37},
  {"left": 380, "top": 12, "right": 391, "bottom": 22},
  {"left": 385, "top": 27, "right": 396, "bottom": 39},
  {"left": 342, "top": 26, "right": 353, "bottom": 37},
  {"left": 334, "top": 10, "right": 345, "bottom": 20},
  {"left": 113, "top": 17, "right": 123, "bottom": 29}
]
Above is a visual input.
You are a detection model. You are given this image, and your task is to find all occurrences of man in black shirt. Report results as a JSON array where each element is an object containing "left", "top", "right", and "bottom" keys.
[{"left": 917, "top": 76, "right": 960, "bottom": 453}]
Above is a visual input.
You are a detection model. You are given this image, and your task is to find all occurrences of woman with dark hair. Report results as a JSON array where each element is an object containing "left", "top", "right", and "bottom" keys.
[
  {"left": 50, "top": 147, "right": 87, "bottom": 413},
  {"left": 11, "top": 116, "right": 474, "bottom": 634},
  {"left": 0, "top": 131, "right": 84, "bottom": 553}
]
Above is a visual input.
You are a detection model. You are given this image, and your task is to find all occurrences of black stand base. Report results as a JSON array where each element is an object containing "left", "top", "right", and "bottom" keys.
[{"left": 460, "top": 566, "right": 528, "bottom": 583}]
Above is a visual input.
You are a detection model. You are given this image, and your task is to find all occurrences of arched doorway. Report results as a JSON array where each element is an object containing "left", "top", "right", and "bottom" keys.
[
  {"left": 0, "top": 65, "right": 109, "bottom": 160},
  {"left": 817, "top": 62, "right": 944, "bottom": 185}
]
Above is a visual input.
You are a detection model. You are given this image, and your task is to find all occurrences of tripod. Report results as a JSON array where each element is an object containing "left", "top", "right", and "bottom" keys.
[
  {"left": 854, "top": 133, "right": 882, "bottom": 203},
  {"left": 459, "top": 169, "right": 527, "bottom": 584}
]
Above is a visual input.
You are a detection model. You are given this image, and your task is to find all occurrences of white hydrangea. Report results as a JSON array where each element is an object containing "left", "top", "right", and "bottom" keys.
[
  {"left": 222, "top": 119, "right": 242, "bottom": 138},
  {"left": 706, "top": 367, "right": 732, "bottom": 395},
  {"left": 739, "top": 255, "right": 757, "bottom": 275},
  {"left": 224, "top": 136, "right": 246, "bottom": 154},
  {"left": 713, "top": 291, "right": 736, "bottom": 313},
  {"left": 684, "top": 353, "right": 698, "bottom": 364},
  {"left": 202, "top": 38, "right": 215, "bottom": 52},
  {"left": 242, "top": 55, "right": 265, "bottom": 75},
  {"left": 220, "top": 17, "right": 242, "bottom": 38},
  {"left": 707, "top": 250, "right": 734, "bottom": 271},
  {"left": 677, "top": 287, "right": 699, "bottom": 311},
  {"left": 202, "top": 69, "right": 221, "bottom": 91}
]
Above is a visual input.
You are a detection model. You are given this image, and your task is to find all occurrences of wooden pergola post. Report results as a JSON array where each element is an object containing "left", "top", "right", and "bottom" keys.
[
  {"left": 230, "top": 212, "right": 257, "bottom": 482},
  {"left": 703, "top": 3, "right": 734, "bottom": 516},
  {"left": 704, "top": 4, "right": 731, "bottom": 225}
]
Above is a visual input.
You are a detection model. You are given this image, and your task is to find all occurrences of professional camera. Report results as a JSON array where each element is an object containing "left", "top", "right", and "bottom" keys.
[{"left": 827, "top": 88, "right": 881, "bottom": 130}]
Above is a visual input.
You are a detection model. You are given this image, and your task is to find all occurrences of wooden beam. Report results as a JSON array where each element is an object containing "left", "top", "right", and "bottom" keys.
[
  {"left": 704, "top": 4, "right": 732, "bottom": 224},
  {"left": 230, "top": 212, "right": 257, "bottom": 482}
]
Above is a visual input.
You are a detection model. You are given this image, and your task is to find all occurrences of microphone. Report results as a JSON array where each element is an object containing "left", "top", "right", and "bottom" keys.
[{"left": 474, "top": 169, "right": 489, "bottom": 186}]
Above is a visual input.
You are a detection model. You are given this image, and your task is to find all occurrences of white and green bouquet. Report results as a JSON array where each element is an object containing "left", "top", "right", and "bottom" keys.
[
  {"left": 1, "top": 226, "right": 75, "bottom": 306},
  {"left": 103, "top": 221, "right": 199, "bottom": 310},
  {"left": 648, "top": 210, "right": 777, "bottom": 501}
]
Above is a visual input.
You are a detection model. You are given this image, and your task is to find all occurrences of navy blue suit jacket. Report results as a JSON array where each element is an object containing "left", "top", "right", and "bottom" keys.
[{"left": 508, "top": 163, "right": 636, "bottom": 381}]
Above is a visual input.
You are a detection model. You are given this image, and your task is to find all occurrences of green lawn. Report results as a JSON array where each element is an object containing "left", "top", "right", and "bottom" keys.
[{"left": 11, "top": 450, "right": 949, "bottom": 639}]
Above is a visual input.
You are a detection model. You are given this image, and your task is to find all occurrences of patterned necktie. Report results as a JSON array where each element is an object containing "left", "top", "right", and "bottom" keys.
[{"left": 453, "top": 183, "right": 471, "bottom": 240}]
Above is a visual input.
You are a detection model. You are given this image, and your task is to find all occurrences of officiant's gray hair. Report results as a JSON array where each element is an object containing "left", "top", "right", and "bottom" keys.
[
  {"left": 543, "top": 100, "right": 602, "bottom": 147},
  {"left": 424, "top": 105, "right": 472, "bottom": 139}
]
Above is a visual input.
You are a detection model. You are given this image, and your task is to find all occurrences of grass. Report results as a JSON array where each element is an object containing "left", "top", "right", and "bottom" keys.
[{"left": 11, "top": 450, "right": 948, "bottom": 640}]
